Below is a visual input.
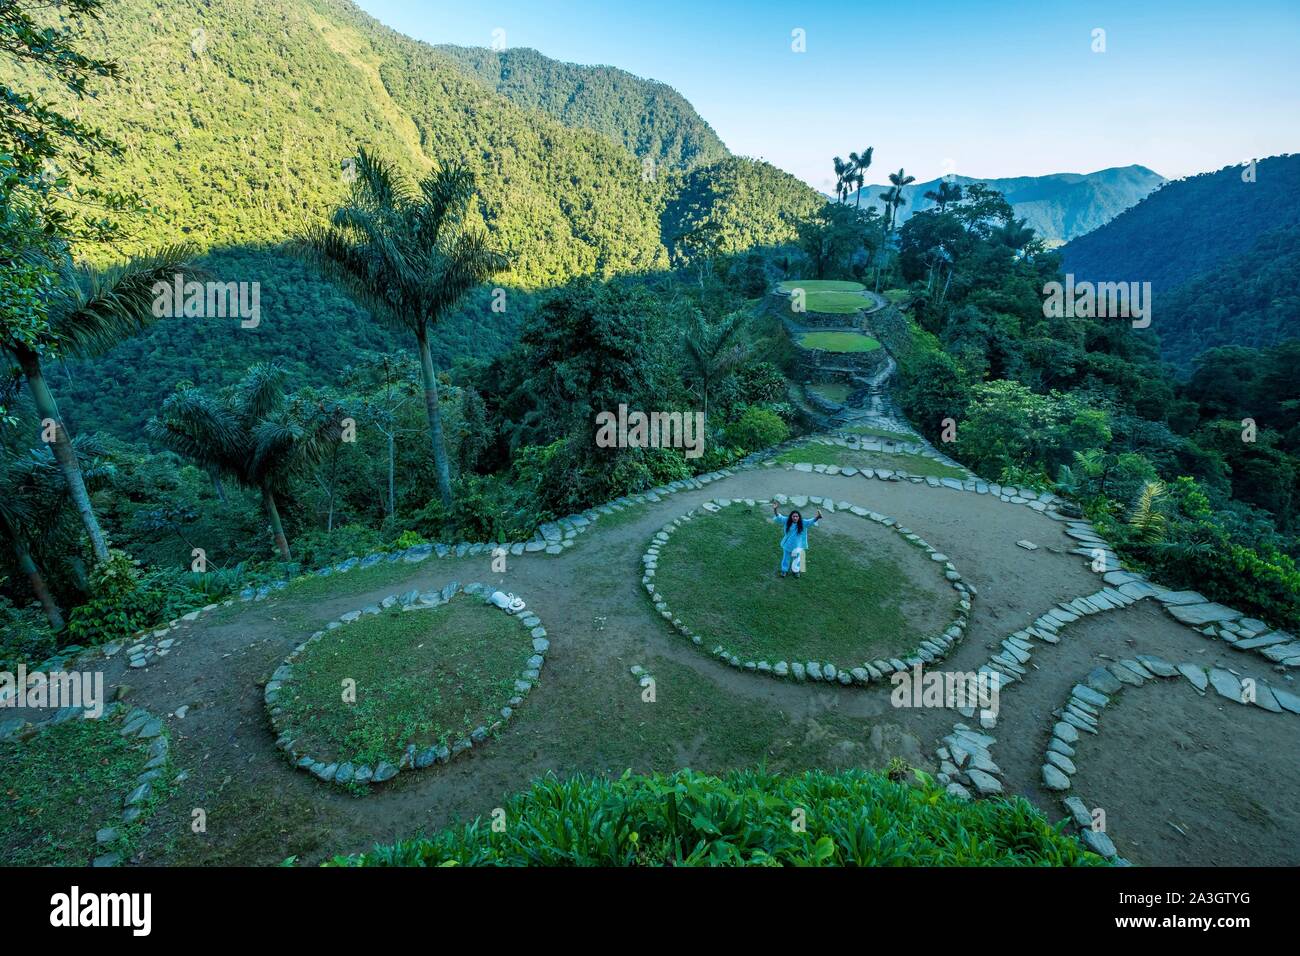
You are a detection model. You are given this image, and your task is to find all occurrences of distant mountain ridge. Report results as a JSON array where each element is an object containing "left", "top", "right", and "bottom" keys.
[
  {"left": 431, "top": 45, "right": 729, "bottom": 171},
  {"left": 847, "top": 165, "right": 1165, "bottom": 244}
]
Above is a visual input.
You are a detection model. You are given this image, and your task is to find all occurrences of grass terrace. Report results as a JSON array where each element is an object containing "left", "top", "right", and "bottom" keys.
[
  {"left": 808, "top": 382, "right": 854, "bottom": 404},
  {"left": 844, "top": 423, "right": 919, "bottom": 442},
  {"left": 796, "top": 331, "right": 882, "bottom": 353},
  {"left": 775, "top": 443, "right": 967, "bottom": 479},
  {"left": 276, "top": 595, "right": 531, "bottom": 769},
  {"left": 653, "top": 504, "right": 949, "bottom": 666},
  {"left": 778, "top": 279, "right": 872, "bottom": 314}
]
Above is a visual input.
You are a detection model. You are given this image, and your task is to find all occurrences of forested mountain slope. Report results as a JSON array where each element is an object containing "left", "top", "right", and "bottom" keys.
[
  {"left": 432, "top": 45, "right": 729, "bottom": 171},
  {"left": 1, "top": 0, "right": 824, "bottom": 437},
  {"left": 851, "top": 166, "right": 1163, "bottom": 243},
  {"left": 662, "top": 157, "right": 828, "bottom": 261},
  {"left": 1062, "top": 155, "right": 1300, "bottom": 292},
  {"left": 1062, "top": 154, "right": 1300, "bottom": 367}
]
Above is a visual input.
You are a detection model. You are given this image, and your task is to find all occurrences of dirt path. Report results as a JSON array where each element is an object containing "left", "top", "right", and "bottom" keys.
[{"left": 20, "top": 449, "right": 1285, "bottom": 867}]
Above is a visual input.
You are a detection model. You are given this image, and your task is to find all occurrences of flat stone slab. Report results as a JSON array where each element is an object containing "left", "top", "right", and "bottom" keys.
[
  {"left": 1273, "top": 686, "right": 1300, "bottom": 715},
  {"left": 966, "top": 768, "right": 1003, "bottom": 795},
  {"left": 1156, "top": 590, "right": 1209, "bottom": 606},
  {"left": 1208, "top": 668, "right": 1244, "bottom": 704},
  {"left": 1177, "top": 663, "right": 1208, "bottom": 691},
  {"left": 1136, "top": 654, "right": 1178, "bottom": 677},
  {"left": 1232, "top": 631, "right": 1291, "bottom": 651},
  {"left": 1081, "top": 828, "right": 1117, "bottom": 858},
  {"left": 1168, "top": 602, "right": 1241, "bottom": 627},
  {"left": 1041, "top": 764, "right": 1070, "bottom": 791},
  {"left": 1085, "top": 667, "right": 1124, "bottom": 696}
]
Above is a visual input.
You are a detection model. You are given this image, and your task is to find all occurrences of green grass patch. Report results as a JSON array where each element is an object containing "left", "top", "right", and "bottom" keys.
[
  {"left": 331, "top": 767, "right": 1108, "bottom": 867},
  {"left": 796, "top": 331, "right": 881, "bottom": 353},
  {"left": 654, "top": 505, "right": 941, "bottom": 665},
  {"left": 0, "top": 715, "right": 161, "bottom": 865},
  {"left": 797, "top": 292, "right": 872, "bottom": 314},
  {"left": 843, "top": 424, "right": 918, "bottom": 442},
  {"left": 776, "top": 444, "right": 966, "bottom": 479},
  {"left": 808, "top": 383, "right": 853, "bottom": 405},
  {"left": 882, "top": 288, "right": 912, "bottom": 304},
  {"left": 778, "top": 281, "right": 871, "bottom": 314},
  {"left": 778, "top": 279, "right": 865, "bottom": 294},
  {"left": 277, "top": 595, "right": 532, "bottom": 767}
]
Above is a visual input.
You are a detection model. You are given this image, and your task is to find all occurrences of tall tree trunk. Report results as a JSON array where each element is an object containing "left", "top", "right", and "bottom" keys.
[
  {"left": 416, "top": 326, "right": 454, "bottom": 508},
  {"left": 386, "top": 430, "right": 396, "bottom": 518},
  {"left": 11, "top": 536, "right": 64, "bottom": 631},
  {"left": 15, "top": 347, "right": 109, "bottom": 562},
  {"left": 261, "top": 485, "right": 291, "bottom": 560},
  {"left": 210, "top": 469, "right": 228, "bottom": 504},
  {"left": 67, "top": 556, "right": 88, "bottom": 594}
]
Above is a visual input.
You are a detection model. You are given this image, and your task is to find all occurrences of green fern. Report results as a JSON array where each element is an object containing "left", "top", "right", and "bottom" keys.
[{"left": 1128, "top": 480, "right": 1168, "bottom": 544}]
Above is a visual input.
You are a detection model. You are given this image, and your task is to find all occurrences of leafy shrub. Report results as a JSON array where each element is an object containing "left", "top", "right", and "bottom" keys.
[
  {"left": 724, "top": 406, "right": 790, "bottom": 452},
  {"left": 956, "top": 381, "right": 1111, "bottom": 480},
  {"left": 64, "top": 551, "right": 167, "bottom": 646},
  {"left": 411, "top": 475, "right": 544, "bottom": 543},
  {"left": 391, "top": 530, "right": 428, "bottom": 549},
  {"left": 291, "top": 524, "right": 389, "bottom": 568},
  {"left": 328, "top": 768, "right": 1106, "bottom": 867}
]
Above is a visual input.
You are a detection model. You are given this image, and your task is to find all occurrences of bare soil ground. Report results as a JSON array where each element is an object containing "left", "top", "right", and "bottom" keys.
[{"left": 11, "top": 465, "right": 1297, "bottom": 866}]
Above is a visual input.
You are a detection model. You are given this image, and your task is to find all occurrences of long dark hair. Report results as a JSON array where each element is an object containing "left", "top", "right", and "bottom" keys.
[{"left": 785, "top": 511, "right": 804, "bottom": 534}]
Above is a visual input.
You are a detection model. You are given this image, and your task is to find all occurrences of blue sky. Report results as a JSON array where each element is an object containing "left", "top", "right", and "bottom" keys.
[{"left": 356, "top": 0, "right": 1300, "bottom": 191}]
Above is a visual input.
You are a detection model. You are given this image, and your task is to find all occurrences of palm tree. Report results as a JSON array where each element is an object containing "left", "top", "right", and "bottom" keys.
[
  {"left": 832, "top": 156, "right": 851, "bottom": 203},
  {"left": 848, "top": 148, "right": 873, "bottom": 207},
  {"left": 923, "top": 179, "right": 963, "bottom": 212},
  {"left": 683, "top": 309, "right": 748, "bottom": 429},
  {"left": 884, "top": 168, "right": 916, "bottom": 231},
  {"left": 298, "top": 150, "right": 507, "bottom": 507},
  {"left": 994, "top": 216, "right": 1036, "bottom": 255},
  {"left": 2, "top": 244, "right": 199, "bottom": 562},
  {"left": 147, "top": 363, "right": 343, "bottom": 561}
]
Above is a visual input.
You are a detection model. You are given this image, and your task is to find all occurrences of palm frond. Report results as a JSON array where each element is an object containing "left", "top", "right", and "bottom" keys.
[
  {"left": 47, "top": 244, "right": 203, "bottom": 359},
  {"left": 237, "top": 361, "right": 288, "bottom": 422},
  {"left": 1128, "top": 480, "right": 1168, "bottom": 544}
]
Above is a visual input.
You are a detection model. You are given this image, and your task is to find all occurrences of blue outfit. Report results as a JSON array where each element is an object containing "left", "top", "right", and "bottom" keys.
[{"left": 773, "top": 512, "right": 819, "bottom": 573}]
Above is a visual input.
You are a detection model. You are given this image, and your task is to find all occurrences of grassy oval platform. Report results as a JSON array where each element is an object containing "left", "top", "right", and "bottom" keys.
[
  {"left": 267, "top": 585, "right": 542, "bottom": 789},
  {"left": 777, "top": 279, "right": 873, "bottom": 314},
  {"left": 796, "top": 330, "right": 882, "bottom": 352},
  {"left": 328, "top": 767, "right": 1107, "bottom": 867},
  {"left": 0, "top": 710, "right": 168, "bottom": 866},
  {"left": 645, "top": 500, "right": 967, "bottom": 682},
  {"left": 807, "top": 382, "right": 854, "bottom": 405},
  {"left": 778, "top": 279, "right": 866, "bottom": 293}
]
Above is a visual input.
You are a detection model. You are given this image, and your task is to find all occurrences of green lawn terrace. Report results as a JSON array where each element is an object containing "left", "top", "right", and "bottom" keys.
[
  {"left": 776, "top": 279, "right": 876, "bottom": 320},
  {"left": 796, "top": 331, "right": 882, "bottom": 353},
  {"left": 806, "top": 382, "right": 855, "bottom": 410}
]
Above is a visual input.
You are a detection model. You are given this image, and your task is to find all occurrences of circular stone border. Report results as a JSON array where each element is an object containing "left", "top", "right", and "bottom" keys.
[
  {"left": 642, "top": 496, "right": 973, "bottom": 685},
  {"left": 265, "top": 582, "right": 549, "bottom": 790}
]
